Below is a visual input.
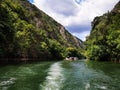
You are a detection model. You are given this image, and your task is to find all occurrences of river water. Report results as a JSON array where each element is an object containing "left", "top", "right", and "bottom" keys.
[{"left": 0, "top": 60, "right": 120, "bottom": 90}]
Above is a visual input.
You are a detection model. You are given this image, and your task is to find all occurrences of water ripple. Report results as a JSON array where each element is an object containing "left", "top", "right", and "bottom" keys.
[{"left": 0, "top": 77, "right": 16, "bottom": 90}]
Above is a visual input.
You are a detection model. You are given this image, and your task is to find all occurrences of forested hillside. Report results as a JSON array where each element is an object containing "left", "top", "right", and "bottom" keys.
[
  {"left": 85, "top": 1, "right": 120, "bottom": 62},
  {"left": 0, "top": 0, "right": 83, "bottom": 61}
]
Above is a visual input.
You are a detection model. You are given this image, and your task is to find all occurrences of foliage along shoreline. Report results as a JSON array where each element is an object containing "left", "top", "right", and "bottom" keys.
[
  {"left": 0, "top": 0, "right": 84, "bottom": 63},
  {"left": 84, "top": 1, "right": 120, "bottom": 63}
]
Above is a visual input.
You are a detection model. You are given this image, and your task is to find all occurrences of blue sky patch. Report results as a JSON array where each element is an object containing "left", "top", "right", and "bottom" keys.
[{"left": 29, "top": 0, "right": 34, "bottom": 3}]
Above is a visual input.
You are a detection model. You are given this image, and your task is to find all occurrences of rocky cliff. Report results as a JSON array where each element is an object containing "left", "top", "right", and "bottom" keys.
[{"left": 0, "top": 0, "right": 83, "bottom": 61}]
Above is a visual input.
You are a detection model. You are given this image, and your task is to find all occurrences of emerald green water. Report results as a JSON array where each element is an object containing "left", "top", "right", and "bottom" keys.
[{"left": 0, "top": 60, "right": 120, "bottom": 90}]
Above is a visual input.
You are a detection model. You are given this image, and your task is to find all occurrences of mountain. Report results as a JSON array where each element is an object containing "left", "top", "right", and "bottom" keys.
[
  {"left": 0, "top": 0, "right": 83, "bottom": 62},
  {"left": 85, "top": 1, "right": 120, "bottom": 62}
]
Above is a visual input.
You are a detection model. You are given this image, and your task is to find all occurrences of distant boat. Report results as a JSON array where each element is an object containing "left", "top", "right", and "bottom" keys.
[{"left": 65, "top": 57, "right": 78, "bottom": 61}]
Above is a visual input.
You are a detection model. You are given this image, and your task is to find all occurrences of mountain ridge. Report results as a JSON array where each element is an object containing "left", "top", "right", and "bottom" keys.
[
  {"left": 85, "top": 1, "right": 120, "bottom": 62},
  {"left": 0, "top": 0, "right": 83, "bottom": 61},
  {"left": 20, "top": 0, "right": 83, "bottom": 48}
]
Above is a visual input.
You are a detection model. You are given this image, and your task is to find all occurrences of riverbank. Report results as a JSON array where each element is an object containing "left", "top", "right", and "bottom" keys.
[
  {"left": 0, "top": 58, "right": 120, "bottom": 66},
  {"left": 0, "top": 58, "right": 62, "bottom": 66}
]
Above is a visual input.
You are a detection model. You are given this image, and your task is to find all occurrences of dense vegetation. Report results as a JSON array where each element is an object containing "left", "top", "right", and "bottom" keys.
[
  {"left": 0, "top": 0, "right": 83, "bottom": 62},
  {"left": 85, "top": 1, "right": 120, "bottom": 62}
]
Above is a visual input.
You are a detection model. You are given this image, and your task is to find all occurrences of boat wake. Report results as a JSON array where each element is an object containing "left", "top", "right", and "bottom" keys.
[{"left": 40, "top": 62, "right": 65, "bottom": 90}]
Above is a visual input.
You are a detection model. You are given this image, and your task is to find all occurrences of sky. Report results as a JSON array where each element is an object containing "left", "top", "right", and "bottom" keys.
[{"left": 29, "top": 0, "right": 119, "bottom": 41}]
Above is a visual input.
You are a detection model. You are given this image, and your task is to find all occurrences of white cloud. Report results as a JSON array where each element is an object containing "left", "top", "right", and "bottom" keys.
[
  {"left": 33, "top": 0, "right": 119, "bottom": 26},
  {"left": 73, "top": 30, "right": 90, "bottom": 41},
  {"left": 33, "top": 0, "right": 119, "bottom": 40}
]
